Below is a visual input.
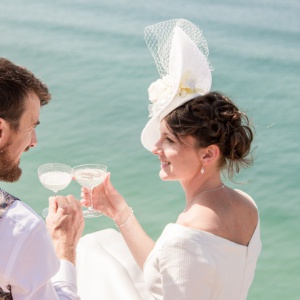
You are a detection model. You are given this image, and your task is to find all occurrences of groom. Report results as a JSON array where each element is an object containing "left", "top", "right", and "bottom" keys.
[{"left": 0, "top": 57, "right": 84, "bottom": 299}]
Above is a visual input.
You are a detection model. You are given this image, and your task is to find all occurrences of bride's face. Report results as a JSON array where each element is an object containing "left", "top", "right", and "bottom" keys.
[{"left": 152, "top": 120, "right": 202, "bottom": 182}]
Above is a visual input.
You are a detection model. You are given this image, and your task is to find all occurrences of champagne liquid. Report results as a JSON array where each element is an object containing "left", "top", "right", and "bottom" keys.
[
  {"left": 74, "top": 169, "right": 106, "bottom": 188},
  {"left": 39, "top": 171, "right": 72, "bottom": 192}
]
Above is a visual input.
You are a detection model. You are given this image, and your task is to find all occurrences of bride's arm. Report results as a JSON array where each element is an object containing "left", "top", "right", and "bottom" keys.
[{"left": 81, "top": 173, "right": 155, "bottom": 268}]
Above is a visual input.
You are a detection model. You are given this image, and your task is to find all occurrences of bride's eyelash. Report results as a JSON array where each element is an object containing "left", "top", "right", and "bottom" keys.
[{"left": 165, "top": 137, "right": 174, "bottom": 143}]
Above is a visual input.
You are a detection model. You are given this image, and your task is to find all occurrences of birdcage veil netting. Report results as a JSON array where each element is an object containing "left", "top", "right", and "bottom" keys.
[{"left": 144, "top": 19, "right": 212, "bottom": 78}]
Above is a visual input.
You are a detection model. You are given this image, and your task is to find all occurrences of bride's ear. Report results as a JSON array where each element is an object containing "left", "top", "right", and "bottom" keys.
[{"left": 200, "top": 145, "right": 220, "bottom": 166}]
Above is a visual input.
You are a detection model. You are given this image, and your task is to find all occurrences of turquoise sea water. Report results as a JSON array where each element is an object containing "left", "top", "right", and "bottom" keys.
[{"left": 1, "top": 0, "right": 299, "bottom": 298}]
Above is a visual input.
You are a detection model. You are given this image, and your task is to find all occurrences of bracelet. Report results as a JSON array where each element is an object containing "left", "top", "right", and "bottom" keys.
[{"left": 115, "top": 207, "right": 134, "bottom": 228}]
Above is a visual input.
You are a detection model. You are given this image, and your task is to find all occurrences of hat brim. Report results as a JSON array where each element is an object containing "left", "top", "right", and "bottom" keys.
[{"left": 141, "top": 92, "right": 200, "bottom": 151}]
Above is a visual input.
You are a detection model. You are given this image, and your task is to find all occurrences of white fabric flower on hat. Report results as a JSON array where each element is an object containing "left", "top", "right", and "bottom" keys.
[
  {"left": 148, "top": 74, "right": 175, "bottom": 117},
  {"left": 148, "top": 71, "right": 204, "bottom": 118}
]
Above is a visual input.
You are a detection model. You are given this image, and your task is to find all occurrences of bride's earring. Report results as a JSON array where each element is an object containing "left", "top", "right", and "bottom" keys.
[{"left": 201, "top": 166, "right": 204, "bottom": 174}]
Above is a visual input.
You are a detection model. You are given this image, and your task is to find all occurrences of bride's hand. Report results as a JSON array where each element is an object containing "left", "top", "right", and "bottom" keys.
[{"left": 80, "top": 172, "right": 128, "bottom": 220}]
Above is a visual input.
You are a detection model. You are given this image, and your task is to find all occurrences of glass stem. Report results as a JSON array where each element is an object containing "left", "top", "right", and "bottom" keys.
[{"left": 88, "top": 188, "right": 94, "bottom": 211}]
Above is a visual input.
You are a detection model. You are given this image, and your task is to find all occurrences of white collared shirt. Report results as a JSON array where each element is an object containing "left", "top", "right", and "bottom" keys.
[{"left": 0, "top": 199, "right": 80, "bottom": 299}]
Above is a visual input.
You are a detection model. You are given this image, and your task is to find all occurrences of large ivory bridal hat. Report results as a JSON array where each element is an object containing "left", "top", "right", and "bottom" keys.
[{"left": 141, "top": 19, "right": 213, "bottom": 151}]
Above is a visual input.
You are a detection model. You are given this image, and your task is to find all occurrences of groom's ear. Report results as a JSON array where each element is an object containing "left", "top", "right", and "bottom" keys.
[{"left": 0, "top": 118, "right": 10, "bottom": 147}]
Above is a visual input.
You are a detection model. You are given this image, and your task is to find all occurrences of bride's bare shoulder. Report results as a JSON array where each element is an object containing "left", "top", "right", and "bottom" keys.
[{"left": 177, "top": 188, "right": 258, "bottom": 246}]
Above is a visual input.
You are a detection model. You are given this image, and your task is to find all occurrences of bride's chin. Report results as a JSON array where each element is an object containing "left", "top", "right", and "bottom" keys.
[{"left": 159, "top": 170, "right": 169, "bottom": 181}]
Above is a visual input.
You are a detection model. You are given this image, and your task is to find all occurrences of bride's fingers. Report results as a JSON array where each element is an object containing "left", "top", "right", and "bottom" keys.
[
  {"left": 81, "top": 187, "right": 89, "bottom": 193},
  {"left": 80, "top": 199, "right": 89, "bottom": 207},
  {"left": 81, "top": 187, "right": 91, "bottom": 197},
  {"left": 104, "top": 173, "right": 118, "bottom": 194},
  {"left": 80, "top": 189, "right": 88, "bottom": 198},
  {"left": 104, "top": 172, "right": 111, "bottom": 184}
]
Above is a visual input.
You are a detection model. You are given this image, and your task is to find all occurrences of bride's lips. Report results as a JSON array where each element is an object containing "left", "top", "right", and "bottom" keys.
[{"left": 160, "top": 161, "right": 170, "bottom": 168}]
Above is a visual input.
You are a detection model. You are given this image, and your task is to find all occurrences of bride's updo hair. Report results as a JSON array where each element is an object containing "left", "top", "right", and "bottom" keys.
[{"left": 164, "top": 91, "right": 254, "bottom": 178}]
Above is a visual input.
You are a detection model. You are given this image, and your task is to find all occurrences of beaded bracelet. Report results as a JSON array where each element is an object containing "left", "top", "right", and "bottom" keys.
[{"left": 115, "top": 207, "right": 134, "bottom": 228}]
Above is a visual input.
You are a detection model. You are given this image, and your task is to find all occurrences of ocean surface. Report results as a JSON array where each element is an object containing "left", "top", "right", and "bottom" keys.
[{"left": 1, "top": 0, "right": 299, "bottom": 298}]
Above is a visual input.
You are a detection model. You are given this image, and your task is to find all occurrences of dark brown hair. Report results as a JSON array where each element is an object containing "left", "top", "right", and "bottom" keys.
[
  {"left": 164, "top": 91, "right": 254, "bottom": 179},
  {"left": 0, "top": 57, "right": 51, "bottom": 130}
]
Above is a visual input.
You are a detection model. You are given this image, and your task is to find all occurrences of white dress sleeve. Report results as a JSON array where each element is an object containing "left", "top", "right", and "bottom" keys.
[
  {"left": 6, "top": 219, "right": 80, "bottom": 300},
  {"left": 159, "top": 237, "right": 215, "bottom": 300}
]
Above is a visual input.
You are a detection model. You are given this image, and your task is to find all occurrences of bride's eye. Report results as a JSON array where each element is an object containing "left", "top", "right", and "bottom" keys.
[{"left": 165, "top": 137, "right": 174, "bottom": 143}]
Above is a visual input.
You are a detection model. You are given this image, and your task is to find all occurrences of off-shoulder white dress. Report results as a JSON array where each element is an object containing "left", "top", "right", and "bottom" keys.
[
  {"left": 77, "top": 193, "right": 261, "bottom": 300},
  {"left": 143, "top": 221, "right": 261, "bottom": 299}
]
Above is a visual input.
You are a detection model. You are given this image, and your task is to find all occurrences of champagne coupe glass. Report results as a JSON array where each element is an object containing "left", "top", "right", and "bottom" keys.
[
  {"left": 38, "top": 163, "right": 73, "bottom": 218},
  {"left": 73, "top": 164, "right": 107, "bottom": 218}
]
